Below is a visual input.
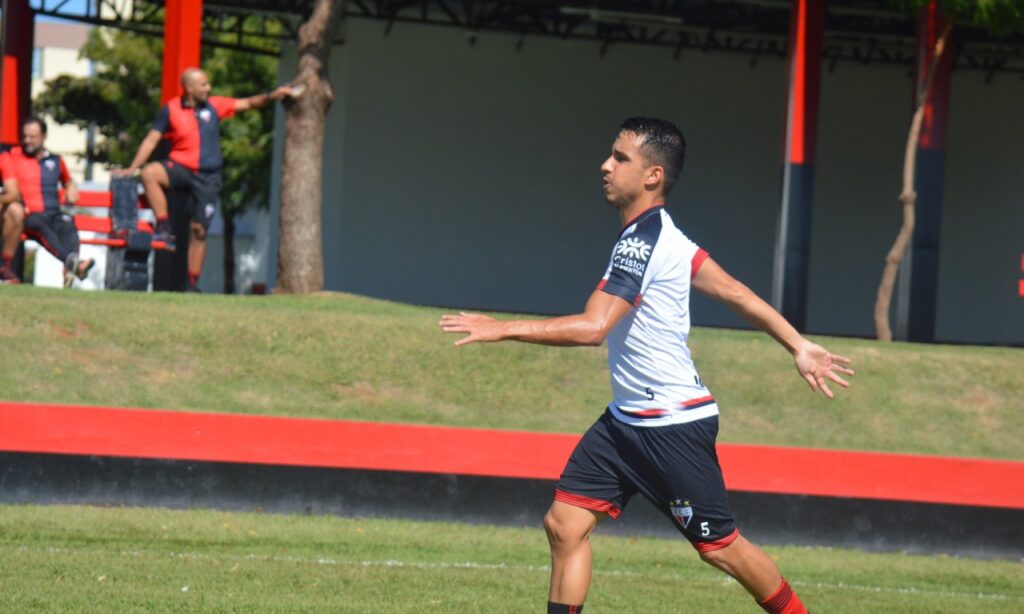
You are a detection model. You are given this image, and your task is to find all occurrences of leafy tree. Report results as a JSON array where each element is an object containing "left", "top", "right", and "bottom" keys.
[
  {"left": 34, "top": 26, "right": 279, "bottom": 294},
  {"left": 874, "top": 0, "right": 1023, "bottom": 341}
]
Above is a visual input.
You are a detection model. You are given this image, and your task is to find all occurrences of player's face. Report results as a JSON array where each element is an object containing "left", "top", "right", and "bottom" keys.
[
  {"left": 186, "top": 72, "right": 212, "bottom": 103},
  {"left": 21, "top": 123, "right": 45, "bottom": 157},
  {"left": 600, "top": 132, "right": 652, "bottom": 209}
]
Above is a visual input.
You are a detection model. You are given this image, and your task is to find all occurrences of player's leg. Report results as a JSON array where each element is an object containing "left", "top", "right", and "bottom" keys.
[
  {"left": 139, "top": 161, "right": 171, "bottom": 221},
  {"left": 696, "top": 535, "right": 807, "bottom": 613},
  {"left": 24, "top": 212, "right": 71, "bottom": 263},
  {"left": 547, "top": 409, "right": 634, "bottom": 613},
  {"left": 52, "top": 213, "right": 93, "bottom": 287},
  {"left": 638, "top": 416, "right": 810, "bottom": 613},
  {"left": 1, "top": 203, "right": 25, "bottom": 282},
  {"left": 187, "top": 220, "right": 207, "bottom": 291},
  {"left": 185, "top": 175, "right": 219, "bottom": 292},
  {"left": 543, "top": 500, "right": 605, "bottom": 608}
]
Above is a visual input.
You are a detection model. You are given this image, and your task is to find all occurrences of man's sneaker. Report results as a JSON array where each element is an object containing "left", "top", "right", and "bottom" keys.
[
  {"left": 153, "top": 221, "right": 176, "bottom": 252},
  {"left": 76, "top": 258, "right": 95, "bottom": 281},
  {"left": 185, "top": 284, "right": 202, "bottom": 293},
  {"left": 0, "top": 264, "right": 20, "bottom": 285},
  {"left": 64, "top": 254, "right": 80, "bottom": 288}
]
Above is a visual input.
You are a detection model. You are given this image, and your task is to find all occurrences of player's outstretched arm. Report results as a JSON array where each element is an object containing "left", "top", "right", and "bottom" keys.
[
  {"left": 235, "top": 85, "right": 303, "bottom": 112},
  {"left": 113, "top": 129, "right": 164, "bottom": 177},
  {"left": 692, "top": 257, "right": 854, "bottom": 398},
  {"left": 439, "top": 290, "right": 632, "bottom": 348}
]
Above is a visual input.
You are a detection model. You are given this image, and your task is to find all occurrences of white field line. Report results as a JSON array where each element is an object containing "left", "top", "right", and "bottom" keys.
[{"left": 5, "top": 544, "right": 1022, "bottom": 603}]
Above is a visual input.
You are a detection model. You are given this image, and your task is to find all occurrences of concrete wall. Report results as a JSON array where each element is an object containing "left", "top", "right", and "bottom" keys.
[{"left": 271, "top": 19, "right": 1024, "bottom": 344}]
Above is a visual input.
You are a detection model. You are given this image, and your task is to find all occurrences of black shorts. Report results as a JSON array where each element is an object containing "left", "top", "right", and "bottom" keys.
[
  {"left": 161, "top": 160, "right": 222, "bottom": 229},
  {"left": 555, "top": 408, "right": 738, "bottom": 550}
]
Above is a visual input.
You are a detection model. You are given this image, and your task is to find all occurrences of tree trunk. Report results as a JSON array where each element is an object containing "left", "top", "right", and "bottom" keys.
[
  {"left": 223, "top": 212, "right": 236, "bottom": 294},
  {"left": 873, "top": 23, "right": 952, "bottom": 341},
  {"left": 276, "top": 0, "right": 346, "bottom": 293}
]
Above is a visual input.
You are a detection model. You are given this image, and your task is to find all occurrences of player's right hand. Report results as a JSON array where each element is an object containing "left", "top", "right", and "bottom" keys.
[{"left": 439, "top": 312, "right": 503, "bottom": 346}]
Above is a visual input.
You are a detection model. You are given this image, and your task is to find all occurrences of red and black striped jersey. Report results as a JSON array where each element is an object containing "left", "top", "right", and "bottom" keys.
[
  {"left": 152, "top": 96, "right": 238, "bottom": 174},
  {"left": 0, "top": 147, "right": 71, "bottom": 214}
]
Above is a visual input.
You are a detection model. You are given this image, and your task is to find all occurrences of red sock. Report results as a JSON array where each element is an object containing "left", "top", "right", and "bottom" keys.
[
  {"left": 156, "top": 214, "right": 169, "bottom": 223},
  {"left": 2, "top": 255, "right": 11, "bottom": 267},
  {"left": 188, "top": 272, "right": 200, "bottom": 287},
  {"left": 758, "top": 579, "right": 807, "bottom": 614}
]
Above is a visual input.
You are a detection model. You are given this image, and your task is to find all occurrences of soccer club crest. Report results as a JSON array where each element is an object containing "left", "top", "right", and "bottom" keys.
[
  {"left": 44, "top": 159, "right": 56, "bottom": 171},
  {"left": 670, "top": 499, "right": 694, "bottom": 529},
  {"left": 198, "top": 108, "right": 212, "bottom": 122}
]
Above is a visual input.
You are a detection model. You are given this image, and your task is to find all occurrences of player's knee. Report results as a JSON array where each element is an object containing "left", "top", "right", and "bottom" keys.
[
  {"left": 543, "top": 508, "right": 588, "bottom": 548},
  {"left": 190, "top": 224, "right": 207, "bottom": 241},
  {"left": 140, "top": 163, "right": 163, "bottom": 185},
  {"left": 5, "top": 203, "right": 25, "bottom": 225},
  {"left": 698, "top": 547, "right": 730, "bottom": 569}
]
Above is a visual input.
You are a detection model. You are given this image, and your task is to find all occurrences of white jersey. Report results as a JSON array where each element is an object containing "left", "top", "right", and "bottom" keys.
[{"left": 597, "top": 206, "right": 717, "bottom": 428}]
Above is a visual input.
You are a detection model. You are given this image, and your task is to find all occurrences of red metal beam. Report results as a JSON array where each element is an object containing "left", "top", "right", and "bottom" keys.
[
  {"left": 784, "top": 0, "right": 824, "bottom": 165},
  {"left": 916, "top": 0, "right": 953, "bottom": 151},
  {"left": 0, "top": 0, "right": 35, "bottom": 145},
  {"left": 1, "top": 401, "right": 1021, "bottom": 510},
  {"left": 160, "top": 0, "right": 204, "bottom": 104}
]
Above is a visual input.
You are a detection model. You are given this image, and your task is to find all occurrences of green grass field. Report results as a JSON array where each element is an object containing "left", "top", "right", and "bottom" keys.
[
  {"left": 0, "top": 286, "right": 1021, "bottom": 459},
  {"left": 1, "top": 287, "right": 1021, "bottom": 611},
  {"left": 2, "top": 505, "right": 1022, "bottom": 613}
]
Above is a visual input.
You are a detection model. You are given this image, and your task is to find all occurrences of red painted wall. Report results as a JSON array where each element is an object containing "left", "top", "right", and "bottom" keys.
[{"left": 1, "top": 401, "right": 1021, "bottom": 509}]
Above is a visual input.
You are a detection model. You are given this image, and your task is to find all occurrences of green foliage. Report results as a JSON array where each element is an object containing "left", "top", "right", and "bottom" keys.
[
  {"left": 33, "top": 26, "right": 280, "bottom": 217},
  {"left": 892, "top": 0, "right": 1024, "bottom": 31},
  {"left": 34, "top": 29, "right": 163, "bottom": 167}
]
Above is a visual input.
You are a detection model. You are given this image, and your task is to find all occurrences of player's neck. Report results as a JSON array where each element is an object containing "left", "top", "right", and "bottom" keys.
[{"left": 618, "top": 194, "right": 665, "bottom": 228}]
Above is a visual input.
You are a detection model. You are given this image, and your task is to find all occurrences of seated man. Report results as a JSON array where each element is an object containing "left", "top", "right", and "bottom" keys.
[
  {"left": 0, "top": 164, "right": 26, "bottom": 284},
  {"left": 1, "top": 116, "right": 94, "bottom": 288}
]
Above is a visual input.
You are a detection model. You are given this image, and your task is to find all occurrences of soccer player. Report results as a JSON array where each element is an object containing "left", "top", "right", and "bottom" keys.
[
  {"left": 115, "top": 68, "right": 298, "bottom": 291},
  {"left": 0, "top": 116, "right": 94, "bottom": 287},
  {"left": 440, "top": 118, "right": 853, "bottom": 614}
]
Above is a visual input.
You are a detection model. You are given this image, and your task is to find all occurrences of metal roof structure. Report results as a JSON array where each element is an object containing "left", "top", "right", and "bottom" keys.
[{"left": 31, "top": 0, "right": 1024, "bottom": 77}]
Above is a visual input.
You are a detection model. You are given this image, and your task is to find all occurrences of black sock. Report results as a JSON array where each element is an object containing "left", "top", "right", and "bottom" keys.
[{"left": 548, "top": 602, "right": 583, "bottom": 613}]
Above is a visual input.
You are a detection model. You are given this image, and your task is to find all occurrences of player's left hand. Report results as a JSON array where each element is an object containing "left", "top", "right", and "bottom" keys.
[
  {"left": 793, "top": 340, "right": 854, "bottom": 399},
  {"left": 439, "top": 312, "right": 503, "bottom": 346}
]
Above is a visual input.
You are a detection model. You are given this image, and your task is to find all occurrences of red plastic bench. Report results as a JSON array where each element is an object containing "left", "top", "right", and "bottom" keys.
[{"left": 20, "top": 190, "right": 172, "bottom": 251}]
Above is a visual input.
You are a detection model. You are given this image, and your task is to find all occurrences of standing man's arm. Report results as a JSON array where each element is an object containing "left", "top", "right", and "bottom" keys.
[
  {"left": 692, "top": 257, "right": 853, "bottom": 397},
  {"left": 233, "top": 85, "right": 302, "bottom": 113},
  {"left": 440, "top": 290, "right": 633, "bottom": 347},
  {"left": 115, "top": 129, "right": 165, "bottom": 176}
]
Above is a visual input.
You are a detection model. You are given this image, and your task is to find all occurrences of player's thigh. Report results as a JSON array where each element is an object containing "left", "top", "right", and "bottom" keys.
[
  {"left": 555, "top": 410, "right": 637, "bottom": 520},
  {"left": 141, "top": 161, "right": 171, "bottom": 188},
  {"left": 543, "top": 500, "right": 606, "bottom": 545},
  {"left": 636, "top": 417, "right": 737, "bottom": 544},
  {"left": 188, "top": 174, "right": 221, "bottom": 230}
]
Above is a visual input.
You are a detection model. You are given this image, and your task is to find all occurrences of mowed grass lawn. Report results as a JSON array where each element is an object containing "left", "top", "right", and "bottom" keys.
[
  {"left": 0, "top": 286, "right": 1020, "bottom": 459},
  {"left": 1, "top": 505, "right": 1022, "bottom": 613}
]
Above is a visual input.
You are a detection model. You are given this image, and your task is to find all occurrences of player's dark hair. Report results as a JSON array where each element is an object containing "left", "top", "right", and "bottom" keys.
[
  {"left": 619, "top": 117, "right": 686, "bottom": 194},
  {"left": 22, "top": 115, "right": 48, "bottom": 135}
]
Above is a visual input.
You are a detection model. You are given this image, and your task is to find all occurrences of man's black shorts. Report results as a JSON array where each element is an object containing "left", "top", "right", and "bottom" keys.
[
  {"left": 161, "top": 160, "right": 222, "bottom": 229},
  {"left": 555, "top": 408, "right": 739, "bottom": 550}
]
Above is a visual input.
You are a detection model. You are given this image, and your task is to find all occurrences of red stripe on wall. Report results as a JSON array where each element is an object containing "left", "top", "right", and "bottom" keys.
[
  {"left": 784, "top": 0, "right": 824, "bottom": 165},
  {"left": 0, "top": 401, "right": 1021, "bottom": 509}
]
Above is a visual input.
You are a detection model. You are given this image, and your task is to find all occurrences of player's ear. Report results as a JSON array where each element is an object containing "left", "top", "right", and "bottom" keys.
[{"left": 644, "top": 165, "right": 664, "bottom": 190}]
